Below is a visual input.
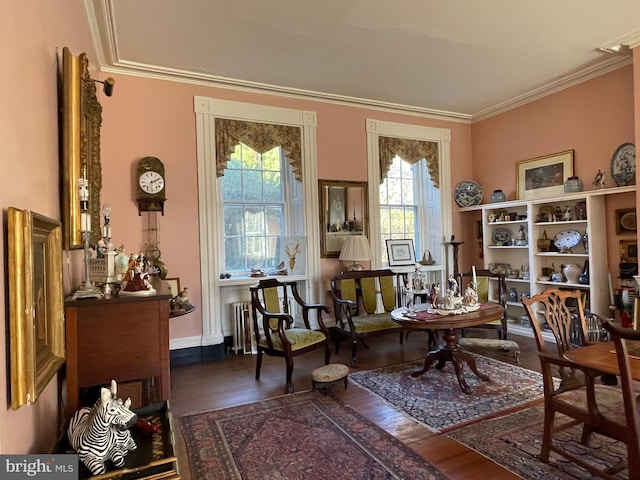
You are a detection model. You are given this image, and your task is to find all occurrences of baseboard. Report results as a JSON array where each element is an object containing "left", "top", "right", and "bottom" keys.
[{"left": 170, "top": 341, "right": 228, "bottom": 367}]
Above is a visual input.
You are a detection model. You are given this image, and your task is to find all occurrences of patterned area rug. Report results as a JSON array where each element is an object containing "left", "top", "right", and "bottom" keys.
[
  {"left": 179, "top": 390, "right": 449, "bottom": 480},
  {"left": 349, "top": 353, "right": 546, "bottom": 432},
  {"left": 448, "top": 404, "right": 628, "bottom": 479}
]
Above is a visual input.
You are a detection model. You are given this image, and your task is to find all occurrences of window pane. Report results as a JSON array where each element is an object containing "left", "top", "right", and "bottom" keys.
[
  {"left": 263, "top": 170, "right": 282, "bottom": 201},
  {"left": 243, "top": 171, "right": 263, "bottom": 201},
  {"left": 221, "top": 143, "right": 297, "bottom": 273}
]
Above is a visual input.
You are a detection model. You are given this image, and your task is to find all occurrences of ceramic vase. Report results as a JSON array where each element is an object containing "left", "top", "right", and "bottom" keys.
[
  {"left": 491, "top": 189, "right": 506, "bottom": 202},
  {"left": 574, "top": 201, "right": 587, "bottom": 220},
  {"left": 562, "top": 263, "right": 582, "bottom": 284},
  {"left": 564, "top": 176, "right": 584, "bottom": 193}
]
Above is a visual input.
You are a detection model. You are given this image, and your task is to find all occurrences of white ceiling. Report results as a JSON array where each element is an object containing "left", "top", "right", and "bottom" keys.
[{"left": 86, "top": 0, "right": 640, "bottom": 121}]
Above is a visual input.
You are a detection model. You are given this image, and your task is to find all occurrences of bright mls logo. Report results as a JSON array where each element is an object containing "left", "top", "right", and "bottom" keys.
[{"left": 0, "top": 455, "right": 77, "bottom": 479}]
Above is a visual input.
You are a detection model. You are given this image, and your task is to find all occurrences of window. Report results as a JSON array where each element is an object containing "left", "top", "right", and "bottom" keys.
[
  {"left": 222, "top": 143, "right": 301, "bottom": 272},
  {"left": 379, "top": 155, "right": 440, "bottom": 265}
]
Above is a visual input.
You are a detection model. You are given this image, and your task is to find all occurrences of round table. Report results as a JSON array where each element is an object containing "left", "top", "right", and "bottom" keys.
[{"left": 391, "top": 303, "right": 505, "bottom": 394}]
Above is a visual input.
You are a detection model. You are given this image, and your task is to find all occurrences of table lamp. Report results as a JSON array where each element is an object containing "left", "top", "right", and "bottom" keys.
[{"left": 339, "top": 235, "right": 372, "bottom": 271}]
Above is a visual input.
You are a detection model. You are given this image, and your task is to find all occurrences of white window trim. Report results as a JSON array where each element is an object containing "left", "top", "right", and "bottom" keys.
[
  {"left": 366, "top": 119, "right": 452, "bottom": 273},
  {"left": 195, "top": 97, "right": 319, "bottom": 347}
]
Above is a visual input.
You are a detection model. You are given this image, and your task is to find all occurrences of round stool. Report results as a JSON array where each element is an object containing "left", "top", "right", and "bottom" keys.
[{"left": 311, "top": 363, "right": 349, "bottom": 392}]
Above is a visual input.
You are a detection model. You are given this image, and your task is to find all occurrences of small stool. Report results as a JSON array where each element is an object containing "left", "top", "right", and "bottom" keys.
[
  {"left": 311, "top": 363, "right": 349, "bottom": 392},
  {"left": 458, "top": 337, "right": 521, "bottom": 364}
]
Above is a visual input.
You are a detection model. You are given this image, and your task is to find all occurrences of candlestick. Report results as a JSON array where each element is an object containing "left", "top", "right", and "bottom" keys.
[{"left": 608, "top": 272, "right": 615, "bottom": 305}]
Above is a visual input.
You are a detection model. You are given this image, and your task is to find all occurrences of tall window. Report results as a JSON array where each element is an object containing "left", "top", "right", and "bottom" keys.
[
  {"left": 222, "top": 143, "right": 300, "bottom": 272},
  {"left": 379, "top": 155, "right": 440, "bottom": 264}
]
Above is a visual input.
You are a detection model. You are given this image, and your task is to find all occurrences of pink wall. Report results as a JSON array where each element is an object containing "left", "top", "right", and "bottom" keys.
[
  {"left": 467, "top": 66, "right": 636, "bottom": 279},
  {"left": 98, "top": 75, "right": 472, "bottom": 339},
  {"left": 1, "top": 0, "right": 97, "bottom": 454}
]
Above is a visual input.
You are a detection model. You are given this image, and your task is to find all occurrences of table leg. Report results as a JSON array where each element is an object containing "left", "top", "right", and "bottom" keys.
[{"left": 410, "top": 328, "right": 490, "bottom": 394}]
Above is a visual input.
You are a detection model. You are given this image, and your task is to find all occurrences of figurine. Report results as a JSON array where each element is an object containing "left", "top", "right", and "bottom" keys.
[
  {"left": 593, "top": 169, "right": 606, "bottom": 188},
  {"left": 563, "top": 206, "right": 571, "bottom": 221},
  {"left": 463, "top": 282, "right": 479, "bottom": 305},
  {"left": 171, "top": 287, "right": 194, "bottom": 312}
]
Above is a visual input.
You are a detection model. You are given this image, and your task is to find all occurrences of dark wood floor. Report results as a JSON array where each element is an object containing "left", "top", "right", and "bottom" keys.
[{"left": 169, "top": 329, "right": 543, "bottom": 480}]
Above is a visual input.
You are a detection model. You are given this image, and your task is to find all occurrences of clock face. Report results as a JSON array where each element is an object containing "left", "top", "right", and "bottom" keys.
[{"left": 139, "top": 171, "right": 165, "bottom": 194}]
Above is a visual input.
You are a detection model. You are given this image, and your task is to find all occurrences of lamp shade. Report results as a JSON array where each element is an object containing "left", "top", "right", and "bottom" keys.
[{"left": 339, "top": 235, "right": 372, "bottom": 270}]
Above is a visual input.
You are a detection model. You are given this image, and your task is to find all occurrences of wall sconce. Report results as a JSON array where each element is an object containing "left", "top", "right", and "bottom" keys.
[
  {"left": 92, "top": 77, "right": 115, "bottom": 97},
  {"left": 339, "top": 235, "right": 372, "bottom": 271}
]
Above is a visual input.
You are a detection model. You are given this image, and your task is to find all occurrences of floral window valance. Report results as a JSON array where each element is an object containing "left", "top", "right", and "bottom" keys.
[
  {"left": 379, "top": 136, "right": 439, "bottom": 188},
  {"left": 215, "top": 118, "right": 302, "bottom": 181}
]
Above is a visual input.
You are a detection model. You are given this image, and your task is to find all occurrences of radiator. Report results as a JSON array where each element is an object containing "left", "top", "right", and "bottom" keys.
[{"left": 231, "top": 301, "right": 255, "bottom": 355}]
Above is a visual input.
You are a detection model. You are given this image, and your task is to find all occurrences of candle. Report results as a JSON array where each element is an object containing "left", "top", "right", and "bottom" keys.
[
  {"left": 81, "top": 213, "right": 91, "bottom": 232},
  {"left": 472, "top": 265, "right": 477, "bottom": 286},
  {"left": 608, "top": 272, "right": 615, "bottom": 305}
]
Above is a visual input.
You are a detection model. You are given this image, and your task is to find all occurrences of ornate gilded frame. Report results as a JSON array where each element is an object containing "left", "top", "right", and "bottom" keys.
[
  {"left": 8, "top": 207, "right": 65, "bottom": 409},
  {"left": 61, "top": 47, "right": 102, "bottom": 249},
  {"left": 319, "top": 180, "right": 369, "bottom": 257}
]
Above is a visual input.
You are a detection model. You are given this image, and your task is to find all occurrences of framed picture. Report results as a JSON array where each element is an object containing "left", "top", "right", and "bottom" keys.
[
  {"left": 318, "top": 180, "right": 369, "bottom": 257},
  {"left": 616, "top": 208, "right": 637, "bottom": 234},
  {"left": 8, "top": 207, "right": 65, "bottom": 409},
  {"left": 165, "top": 277, "right": 181, "bottom": 297},
  {"left": 516, "top": 150, "right": 574, "bottom": 200},
  {"left": 620, "top": 240, "right": 638, "bottom": 262},
  {"left": 280, "top": 236, "right": 307, "bottom": 275},
  {"left": 385, "top": 239, "right": 416, "bottom": 266}
]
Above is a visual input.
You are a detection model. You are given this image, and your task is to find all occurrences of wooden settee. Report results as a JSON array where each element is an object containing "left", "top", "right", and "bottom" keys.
[{"left": 330, "top": 269, "right": 405, "bottom": 367}]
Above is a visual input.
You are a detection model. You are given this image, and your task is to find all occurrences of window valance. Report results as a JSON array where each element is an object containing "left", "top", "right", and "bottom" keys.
[
  {"left": 215, "top": 118, "right": 302, "bottom": 181},
  {"left": 379, "top": 136, "right": 439, "bottom": 187}
]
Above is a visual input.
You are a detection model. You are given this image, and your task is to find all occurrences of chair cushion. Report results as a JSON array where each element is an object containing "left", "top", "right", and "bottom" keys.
[
  {"left": 341, "top": 313, "right": 401, "bottom": 334},
  {"left": 258, "top": 328, "right": 326, "bottom": 351}
]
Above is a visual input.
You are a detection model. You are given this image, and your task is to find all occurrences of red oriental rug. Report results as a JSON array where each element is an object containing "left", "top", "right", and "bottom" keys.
[
  {"left": 448, "top": 404, "right": 629, "bottom": 479},
  {"left": 179, "top": 390, "right": 449, "bottom": 480}
]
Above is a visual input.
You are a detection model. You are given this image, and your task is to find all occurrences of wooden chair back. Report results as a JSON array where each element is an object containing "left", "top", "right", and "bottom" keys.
[{"left": 602, "top": 321, "right": 640, "bottom": 477}]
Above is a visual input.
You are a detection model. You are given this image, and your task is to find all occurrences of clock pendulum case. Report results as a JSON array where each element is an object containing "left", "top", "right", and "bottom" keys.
[{"left": 136, "top": 156, "right": 168, "bottom": 278}]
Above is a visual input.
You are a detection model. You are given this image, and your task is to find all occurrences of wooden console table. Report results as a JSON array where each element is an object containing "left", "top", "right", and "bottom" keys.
[{"left": 64, "top": 292, "right": 171, "bottom": 418}]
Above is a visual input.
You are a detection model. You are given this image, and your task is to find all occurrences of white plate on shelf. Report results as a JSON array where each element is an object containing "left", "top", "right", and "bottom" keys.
[{"left": 553, "top": 229, "right": 582, "bottom": 251}]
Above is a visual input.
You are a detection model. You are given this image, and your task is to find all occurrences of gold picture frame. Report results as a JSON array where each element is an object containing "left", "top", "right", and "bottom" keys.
[
  {"left": 319, "top": 180, "right": 369, "bottom": 257},
  {"left": 166, "top": 277, "right": 181, "bottom": 298},
  {"left": 616, "top": 208, "right": 637, "bottom": 234},
  {"left": 516, "top": 150, "right": 574, "bottom": 200},
  {"left": 8, "top": 207, "right": 65, "bottom": 409},
  {"left": 61, "top": 47, "right": 103, "bottom": 249},
  {"left": 620, "top": 240, "right": 638, "bottom": 262}
]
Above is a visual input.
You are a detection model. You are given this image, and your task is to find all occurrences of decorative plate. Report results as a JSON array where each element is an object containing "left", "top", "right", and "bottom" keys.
[
  {"left": 488, "top": 262, "right": 511, "bottom": 274},
  {"left": 492, "top": 227, "right": 512, "bottom": 245},
  {"left": 610, "top": 143, "right": 636, "bottom": 187},
  {"left": 553, "top": 229, "right": 582, "bottom": 251},
  {"left": 454, "top": 180, "right": 483, "bottom": 207}
]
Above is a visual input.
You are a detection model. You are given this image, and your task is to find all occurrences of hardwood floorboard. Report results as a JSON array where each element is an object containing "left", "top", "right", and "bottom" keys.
[{"left": 169, "top": 330, "right": 541, "bottom": 479}]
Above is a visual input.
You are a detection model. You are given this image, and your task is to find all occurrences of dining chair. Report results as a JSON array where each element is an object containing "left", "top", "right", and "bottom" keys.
[
  {"left": 522, "top": 289, "right": 627, "bottom": 479},
  {"left": 601, "top": 321, "right": 640, "bottom": 479},
  {"left": 250, "top": 278, "right": 331, "bottom": 394},
  {"left": 458, "top": 269, "right": 508, "bottom": 339}
]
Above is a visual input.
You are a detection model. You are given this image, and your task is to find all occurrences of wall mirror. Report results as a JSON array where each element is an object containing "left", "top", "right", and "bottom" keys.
[
  {"left": 319, "top": 180, "right": 369, "bottom": 257},
  {"left": 61, "top": 47, "right": 103, "bottom": 249}
]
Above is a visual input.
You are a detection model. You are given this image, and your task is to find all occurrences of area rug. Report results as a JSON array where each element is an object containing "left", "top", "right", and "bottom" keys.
[
  {"left": 179, "top": 390, "right": 449, "bottom": 480},
  {"left": 349, "top": 353, "right": 546, "bottom": 432},
  {"left": 448, "top": 404, "right": 628, "bottom": 479}
]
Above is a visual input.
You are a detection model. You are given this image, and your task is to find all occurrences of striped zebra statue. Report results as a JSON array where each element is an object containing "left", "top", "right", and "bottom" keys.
[{"left": 68, "top": 380, "right": 138, "bottom": 475}]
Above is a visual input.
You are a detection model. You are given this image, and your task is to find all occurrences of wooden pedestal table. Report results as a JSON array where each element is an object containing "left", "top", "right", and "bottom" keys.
[{"left": 391, "top": 303, "right": 505, "bottom": 394}]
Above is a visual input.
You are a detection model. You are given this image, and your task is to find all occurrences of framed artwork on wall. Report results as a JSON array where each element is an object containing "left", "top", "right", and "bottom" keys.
[
  {"left": 516, "top": 150, "right": 574, "bottom": 200},
  {"left": 620, "top": 240, "right": 638, "bottom": 262},
  {"left": 385, "top": 239, "right": 416, "bottom": 266},
  {"left": 8, "top": 207, "right": 65, "bottom": 409},
  {"left": 616, "top": 208, "right": 637, "bottom": 234}
]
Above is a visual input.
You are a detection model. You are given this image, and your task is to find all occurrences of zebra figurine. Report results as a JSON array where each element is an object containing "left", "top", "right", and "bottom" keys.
[{"left": 68, "top": 380, "right": 138, "bottom": 475}]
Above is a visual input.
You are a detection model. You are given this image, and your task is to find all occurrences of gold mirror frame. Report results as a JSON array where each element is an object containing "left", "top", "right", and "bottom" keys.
[
  {"left": 319, "top": 180, "right": 369, "bottom": 257},
  {"left": 61, "top": 47, "right": 102, "bottom": 249},
  {"left": 8, "top": 208, "right": 65, "bottom": 409}
]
